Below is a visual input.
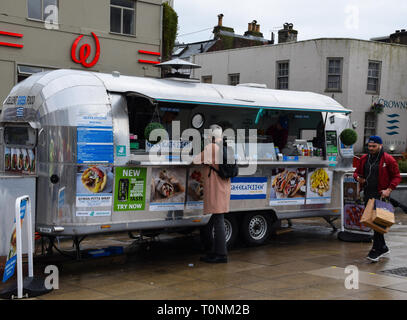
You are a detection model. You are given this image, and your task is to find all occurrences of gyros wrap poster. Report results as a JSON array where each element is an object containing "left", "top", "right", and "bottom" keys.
[
  {"left": 76, "top": 165, "right": 113, "bottom": 217},
  {"left": 186, "top": 168, "right": 205, "bottom": 210},
  {"left": 150, "top": 168, "right": 186, "bottom": 211},
  {"left": 305, "top": 168, "right": 333, "bottom": 204},
  {"left": 269, "top": 168, "right": 307, "bottom": 206}
]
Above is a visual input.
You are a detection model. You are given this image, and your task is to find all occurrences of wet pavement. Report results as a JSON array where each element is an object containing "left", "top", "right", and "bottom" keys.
[{"left": 1, "top": 210, "right": 407, "bottom": 300}]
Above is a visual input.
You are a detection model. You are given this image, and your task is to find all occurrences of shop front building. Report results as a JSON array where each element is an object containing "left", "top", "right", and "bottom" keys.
[
  {"left": 191, "top": 37, "right": 407, "bottom": 155},
  {"left": 0, "top": 0, "right": 163, "bottom": 110}
]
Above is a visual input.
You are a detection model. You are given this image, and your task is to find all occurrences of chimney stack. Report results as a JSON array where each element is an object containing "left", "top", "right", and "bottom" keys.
[
  {"left": 218, "top": 14, "right": 224, "bottom": 27},
  {"left": 247, "top": 23, "right": 252, "bottom": 32},
  {"left": 278, "top": 22, "right": 298, "bottom": 43},
  {"left": 390, "top": 28, "right": 407, "bottom": 45}
]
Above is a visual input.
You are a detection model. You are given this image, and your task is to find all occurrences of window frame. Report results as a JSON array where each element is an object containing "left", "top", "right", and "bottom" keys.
[
  {"left": 16, "top": 63, "right": 56, "bottom": 83},
  {"left": 325, "top": 57, "right": 343, "bottom": 92},
  {"left": 228, "top": 73, "right": 240, "bottom": 86},
  {"left": 366, "top": 60, "right": 381, "bottom": 95},
  {"left": 276, "top": 60, "right": 290, "bottom": 90},
  {"left": 110, "top": 0, "right": 136, "bottom": 36},
  {"left": 201, "top": 75, "right": 213, "bottom": 84},
  {"left": 27, "top": 0, "right": 58, "bottom": 22}
]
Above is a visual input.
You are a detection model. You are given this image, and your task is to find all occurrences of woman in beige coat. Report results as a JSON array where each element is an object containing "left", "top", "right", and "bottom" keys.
[{"left": 193, "top": 124, "right": 231, "bottom": 263}]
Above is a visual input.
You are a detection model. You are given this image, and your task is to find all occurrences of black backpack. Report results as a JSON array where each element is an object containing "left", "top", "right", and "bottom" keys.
[{"left": 209, "top": 141, "right": 239, "bottom": 180}]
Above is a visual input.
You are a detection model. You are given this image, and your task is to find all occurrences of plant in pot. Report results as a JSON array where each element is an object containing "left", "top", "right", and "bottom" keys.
[
  {"left": 340, "top": 128, "right": 358, "bottom": 147},
  {"left": 144, "top": 122, "right": 165, "bottom": 145},
  {"left": 371, "top": 102, "right": 384, "bottom": 115}
]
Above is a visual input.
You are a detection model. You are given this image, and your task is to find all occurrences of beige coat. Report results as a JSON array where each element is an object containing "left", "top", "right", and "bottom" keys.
[{"left": 193, "top": 140, "right": 231, "bottom": 214}]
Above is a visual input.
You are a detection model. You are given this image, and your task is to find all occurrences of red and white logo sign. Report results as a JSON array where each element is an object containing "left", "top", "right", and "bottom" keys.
[
  {"left": 71, "top": 32, "right": 100, "bottom": 68},
  {"left": 0, "top": 30, "right": 24, "bottom": 48}
]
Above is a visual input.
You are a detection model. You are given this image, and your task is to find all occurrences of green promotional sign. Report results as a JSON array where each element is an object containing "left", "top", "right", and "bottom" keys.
[
  {"left": 114, "top": 167, "right": 147, "bottom": 211},
  {"left": 325, "top": 130, "right": 338, "bottom": 155}
]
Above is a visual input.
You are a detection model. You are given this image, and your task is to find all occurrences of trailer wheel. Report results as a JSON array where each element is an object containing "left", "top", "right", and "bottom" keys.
[
  {"left": 199, "top": 214, "right": 239, "bottom": 251},
  {"left": 240, "top": 212, "right": 271, "bottom": 246}
]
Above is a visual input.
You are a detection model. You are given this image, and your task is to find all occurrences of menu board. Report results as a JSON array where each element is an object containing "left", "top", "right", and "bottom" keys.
[
  {"left": 306, "top": 168, "right": 333, "bottom": 204},
  {"left": 114, "top": 167, "right": 147, "bottom": 211},
  {"left": 325, "top": 130, "right": 338, "bottom": 155},
  {"left": 269, "top": 168, "right": 307, "bottom": 206},
  {"left": 76, "top": 111, "right": 114, "bottom": 164},
  {"left": 150, "top": 168, "right": 186, "bottom": 211}
]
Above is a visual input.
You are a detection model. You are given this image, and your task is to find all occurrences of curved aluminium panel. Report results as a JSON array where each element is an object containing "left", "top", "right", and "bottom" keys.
[{"left": 1, "top": 69, "right": 351, "bottom": 127}]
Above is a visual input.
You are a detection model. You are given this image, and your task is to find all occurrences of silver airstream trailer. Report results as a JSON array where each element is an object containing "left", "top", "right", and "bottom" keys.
[{"left": 0, "top": 69, "right": 354, "bottom": 252}]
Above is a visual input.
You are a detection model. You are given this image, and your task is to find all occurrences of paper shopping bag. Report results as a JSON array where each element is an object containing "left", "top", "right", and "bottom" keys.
[
  {"left": 360, "top": 198, "right": 390, "bottom": 234},
  {"left": 374, "top": 199, "right": 395, "bottom": 227}
]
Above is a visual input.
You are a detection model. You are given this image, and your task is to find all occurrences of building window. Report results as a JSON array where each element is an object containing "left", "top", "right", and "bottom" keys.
[
  {"left": 27, "top": 0, "right": 58, "bottom": 21},
  {"left": 363, "top": 112, "right": 377, "bottom": 151},
  {"left": 326, "top": 58, "right": 343, "bottom": 91},
  {"left": 201, "top": 76, "right": 212, "bottom": 84},
  {"left": 228, "top": 73, "right": 240, "bottom": 86},
  {"left": 110, "top": 0, "right": 135, "bottom": 35},
  {"left": 367, "top": 61, "right": 381, "bottom": 94},
  {"left": 17, "top": 65, "right": 53, "bottom": 83},
  {"left": 276, "top": 61, "right": 289, "bottom": 90}
]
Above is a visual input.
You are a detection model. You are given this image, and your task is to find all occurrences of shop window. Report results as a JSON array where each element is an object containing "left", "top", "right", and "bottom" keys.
[
  {"left": 367, "top": 61, "right": 381, "bottom": 94},
  {"left": 17, "top": 65, "right": 54, "bottom": 82},
  {"left": 276, "top": 61, "right": 289, "bottom": 90},
  {"left": 326, "top": 58, "right": 343, "bottom": 92},
  {"left": 27, "top": 0, "right": 58, "bottom": 21},
  {"left": 110, "top": 0, "right": 135, "bottom": 35},
  {"left": 228, "top": 73, "right": 240, "bottom": 86}
]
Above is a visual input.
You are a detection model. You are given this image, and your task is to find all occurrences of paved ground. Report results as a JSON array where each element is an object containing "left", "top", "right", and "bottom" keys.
[{"left": 1, "top": 210, "right": 407, "bottom": 300}]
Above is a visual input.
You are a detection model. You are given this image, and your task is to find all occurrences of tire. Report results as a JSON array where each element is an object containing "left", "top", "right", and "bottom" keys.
[
  {"left": 240, "top": 212, "right": 272, "bottom": 246},
  {"left": 199, "top": 214, "right": 239, "bottom": 251},
  {"left": 224, "top": 214, "right": 239, "bottom": 248}
]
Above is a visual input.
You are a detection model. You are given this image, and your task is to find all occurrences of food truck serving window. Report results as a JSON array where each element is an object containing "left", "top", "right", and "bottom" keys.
[
  {"left": 4, "top": 126, "right": 36, "bottom": 147},
  {"left": 125, "top": 96, "right": 325, "bottom": 159}
]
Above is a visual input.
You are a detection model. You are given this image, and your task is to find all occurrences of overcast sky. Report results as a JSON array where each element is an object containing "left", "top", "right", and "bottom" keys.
[{"left": 173, "top": 0, "right": 407, "bottom": 44}]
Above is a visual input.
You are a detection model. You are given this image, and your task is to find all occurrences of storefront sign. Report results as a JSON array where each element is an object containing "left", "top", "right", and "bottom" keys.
[
  {"left": 138, "top": 49, "right": 160, "bottom": 65},
  {"left": 71, "top": 32, "right": 100, "bottom": 68},
  {"left": 114, "top": 167, "right": 147, "bottom": 211},
  {"left": 377, "top": 98, "right": 407, "bottom": 111},
  {"left": 230, "top": 177, "right": 267, "bottom": 200},
  {"left": 0, "top": 29, "right": 24, "bottom": 48}
]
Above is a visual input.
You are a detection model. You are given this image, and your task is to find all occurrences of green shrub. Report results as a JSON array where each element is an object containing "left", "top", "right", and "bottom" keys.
[
  {"left": 144, "top": 122, "right": 165, "bottom": 144},
  {"left": 162, "top": 3, "right": 178, "bottom": 61},
  {"left": 340, "top": 128, "right": 358, "bottom": 146}
]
